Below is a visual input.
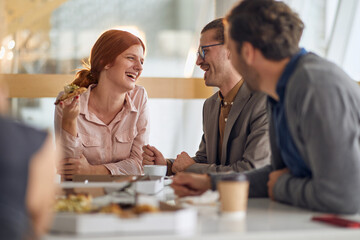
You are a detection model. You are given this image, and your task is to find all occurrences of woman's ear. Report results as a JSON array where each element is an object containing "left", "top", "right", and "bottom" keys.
[{"left": 241, "top": 42, "right": 255, "bottom": 65}]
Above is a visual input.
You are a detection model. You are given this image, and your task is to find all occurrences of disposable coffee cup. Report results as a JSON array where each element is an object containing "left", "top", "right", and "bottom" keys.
[
  {"left": 143, "top": 165, "right": 167, "bottom": 177},
  {"left": 218, "top": 174, "right": 249, "bottom": 218}
]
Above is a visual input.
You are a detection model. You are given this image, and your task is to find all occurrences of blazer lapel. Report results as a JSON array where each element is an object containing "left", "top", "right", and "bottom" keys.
[
  {"left": 221, "top": 82, "right": 252, "bottom": 165},
  {"left": 206, "top": 96, "right": 221, "bottom": 165}
]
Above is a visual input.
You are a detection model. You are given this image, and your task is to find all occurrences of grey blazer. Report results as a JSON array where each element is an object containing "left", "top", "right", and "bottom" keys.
[
  {"left": 245, "top": 53, "right": 360, "bottom": 214},
  {"left": 185, "top": 82, "right": 271, "bottom": 173}
]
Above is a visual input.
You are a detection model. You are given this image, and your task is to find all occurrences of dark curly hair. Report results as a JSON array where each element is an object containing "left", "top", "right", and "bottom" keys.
[{"left": 225, "top": 0, "right": 304, "bottom": 60}]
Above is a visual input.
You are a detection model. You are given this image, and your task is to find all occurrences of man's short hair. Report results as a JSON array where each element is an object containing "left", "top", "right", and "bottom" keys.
[
  {"left": 226, "top": 0, "right": 304, "bottom": 60},
  {"left": 201, "top": 18, "right": 224, "bottom": 43}
]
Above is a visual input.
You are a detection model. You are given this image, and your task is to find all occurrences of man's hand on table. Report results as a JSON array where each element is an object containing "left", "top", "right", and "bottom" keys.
[
  {"left": 171, "top": 172, "right": 211, "bottom": 197},
  {"left": 142, "top": 145, "right": 167, "bottom": 165},
  {"left": 172, "top": 152, "right": 195, "bottom": 173},
  {"left": 267, "top": 168, "right": 289, "bottom": 200}
]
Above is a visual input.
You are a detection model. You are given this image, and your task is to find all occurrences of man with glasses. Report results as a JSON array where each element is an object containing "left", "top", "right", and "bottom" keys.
[
  {"left": 171, "top": 0, "right": 360, "bottom": 214},
  {"left": 142, "top": 18, "right": 271, "bottom": 175}
]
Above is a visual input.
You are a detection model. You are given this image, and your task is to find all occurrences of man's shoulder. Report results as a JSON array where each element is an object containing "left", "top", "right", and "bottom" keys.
[
  {"left": 0, "top": 116, "right": 47, "bottom": 154},
  {"left": 0, "top": 116, "right": 45, "bottom": 137},
  {"left": 290, "top": 53, "right": 359, "bottom": 97},
  {"left": 204, "top": 91, "right": 219, "bottom": 105},
  {"left": 293, "top": 53, "right": 352, "bottom": 86},
  {"left": 248, "top": 91, "right": 268, "bottom": 106},
  {"left": 236, "top": 83, "right": 268, "bottom": 112}
]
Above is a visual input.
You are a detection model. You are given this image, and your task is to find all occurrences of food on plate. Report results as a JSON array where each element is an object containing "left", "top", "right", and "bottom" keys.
[
  {"left": 100, "top": 204, "right": 159, "bottom": 217},
  {"left": 132, "top": 204, "right": 159, "bottom": 214},
  {"left": 54, "top": 193, "right": 160, "bottom": 217},
  {"left": 99, "top": 203, "right": 123, "bottom": 215},
  {"left": 54, "top": 193, "right": 92, "bottom": 213},
  {"left": 54, "top": 83, "right": 87, "bottom": 105}
]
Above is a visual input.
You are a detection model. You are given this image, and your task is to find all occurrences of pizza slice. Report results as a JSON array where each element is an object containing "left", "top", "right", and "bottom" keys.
[{"left": 54, "top": 84, "right": 87, "bottom": 105}]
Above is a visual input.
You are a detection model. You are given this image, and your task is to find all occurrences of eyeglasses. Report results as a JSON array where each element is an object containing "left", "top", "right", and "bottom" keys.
[{"left": 197, "top": 43, "right": 224, "bottom": 60}]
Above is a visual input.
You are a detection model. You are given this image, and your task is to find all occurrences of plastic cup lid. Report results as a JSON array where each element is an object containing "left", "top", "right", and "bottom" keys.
[{"left": 220, "top": 173, "right": 247, "bottom": 182}]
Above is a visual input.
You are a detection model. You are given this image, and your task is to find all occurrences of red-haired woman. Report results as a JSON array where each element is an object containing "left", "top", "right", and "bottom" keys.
[{"left": 54, "top": 30, "right": 149, "bottom": 179}]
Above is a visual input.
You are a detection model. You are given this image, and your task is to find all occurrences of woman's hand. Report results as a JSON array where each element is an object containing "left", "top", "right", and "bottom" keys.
[
  {"left": 61, "top": 96, "right": 80, "bottom": 137},
  {"left": 58, "top": 155, "right": 110, "bottom": 180},
  {"left": 142, "top": 145, "right": 167, "bottom": 165}
]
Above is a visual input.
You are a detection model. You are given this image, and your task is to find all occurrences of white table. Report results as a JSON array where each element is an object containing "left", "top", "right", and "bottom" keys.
[{"left": 44, "top": 189, "right": 360, "bottom": 240}]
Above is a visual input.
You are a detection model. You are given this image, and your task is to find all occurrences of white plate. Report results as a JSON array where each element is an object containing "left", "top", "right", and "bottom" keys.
[{"left": 51, "top": 203, "right": 197, "bottom": 235}]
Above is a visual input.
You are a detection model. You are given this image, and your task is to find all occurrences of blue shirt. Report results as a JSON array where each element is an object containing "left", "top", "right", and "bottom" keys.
[{"left": 269, "top": 48, "right": 312, "bottom": 178}]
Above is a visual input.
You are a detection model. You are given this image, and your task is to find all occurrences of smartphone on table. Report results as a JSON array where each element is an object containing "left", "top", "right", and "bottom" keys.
[{"left": 312, "top": 215, "right": 360, "bottom": 228}]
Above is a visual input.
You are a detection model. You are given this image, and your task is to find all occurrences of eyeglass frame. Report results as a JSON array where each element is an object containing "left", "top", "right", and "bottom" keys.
[{"left": 197, "top": 43, "right": 224, "bottom": 60}]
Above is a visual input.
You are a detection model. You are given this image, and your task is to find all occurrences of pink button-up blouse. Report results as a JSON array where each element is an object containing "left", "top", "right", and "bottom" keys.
[{"left": 54, "top": 84, "right": 149, "bottom": 175}]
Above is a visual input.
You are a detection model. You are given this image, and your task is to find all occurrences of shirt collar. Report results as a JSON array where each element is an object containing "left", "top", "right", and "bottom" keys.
[
  {"left": 125, "top": 91, "right": 138, "bottom": 113},
  {"left": 79, "top": 84, "right": 93, "bottom": 117},
  {"left": 275, "top": 48, "right": 307, "bottom": 102},
  {"left": 218, "top": 79, "right": 243, "bottom": 104}
]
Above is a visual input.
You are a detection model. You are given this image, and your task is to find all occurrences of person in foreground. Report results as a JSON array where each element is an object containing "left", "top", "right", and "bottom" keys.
[
  {"left": 142, "top": 18, "right": 270, "bottom": 175},
  {"left": 55, "top": 30, "right": 149, "bottom": 179},
  {"left": 0, "top": 83, "right": 59, "bottom": 239},
  {"left": 172, "top": 0, "right": 360, "bottom": 214}
]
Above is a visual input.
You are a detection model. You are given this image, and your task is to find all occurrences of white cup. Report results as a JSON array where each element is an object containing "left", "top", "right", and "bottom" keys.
[{"left": 143, "top": 165, "right": 167, "bottom": 177}]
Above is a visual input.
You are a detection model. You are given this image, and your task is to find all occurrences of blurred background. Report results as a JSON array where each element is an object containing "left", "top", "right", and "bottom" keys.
[{"left": 0, "top": 0, "right": 359, "bottom": 158}]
